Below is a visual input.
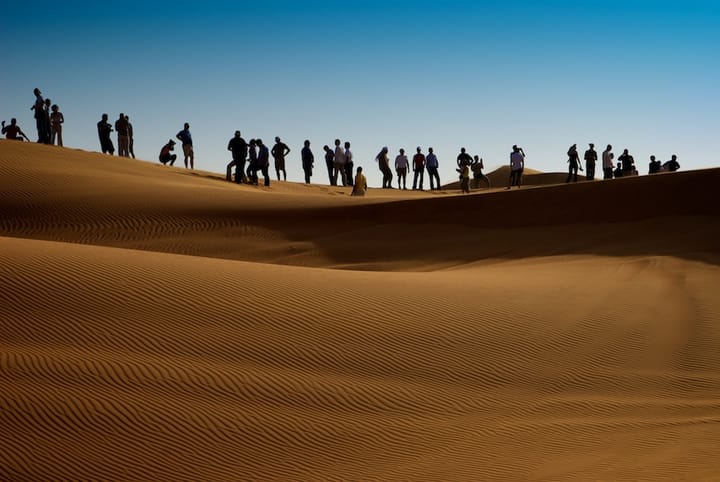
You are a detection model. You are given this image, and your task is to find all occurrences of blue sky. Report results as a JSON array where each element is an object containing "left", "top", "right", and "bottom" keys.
[{"left": 1, "top": 0, "right": 718, "bottom": 187}]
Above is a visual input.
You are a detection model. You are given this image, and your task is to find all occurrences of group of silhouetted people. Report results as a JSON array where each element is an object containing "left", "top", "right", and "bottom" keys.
[
  {"left": 1, "top": 88, "right": 64, "bottom": 145},
  {"left": 565, "top": 143, "right": 680, "bottom": 182},
  {"left": 96, "top": 113, "right": 135, "bottom": 158}
]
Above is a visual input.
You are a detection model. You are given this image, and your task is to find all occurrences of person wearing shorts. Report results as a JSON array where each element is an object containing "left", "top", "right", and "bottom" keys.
[{"left": 176, "top": 122, "right": 194, "bottom": 169}]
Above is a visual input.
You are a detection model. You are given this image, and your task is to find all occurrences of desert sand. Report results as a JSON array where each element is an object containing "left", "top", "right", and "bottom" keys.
[{"left": 1, "top": 140, "right": 719, "bottom": 481}]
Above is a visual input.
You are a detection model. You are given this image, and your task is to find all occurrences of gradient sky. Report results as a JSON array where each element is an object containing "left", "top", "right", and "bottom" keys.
[{"left": 2, "top": 0, "right": 718, "bottom": 187}]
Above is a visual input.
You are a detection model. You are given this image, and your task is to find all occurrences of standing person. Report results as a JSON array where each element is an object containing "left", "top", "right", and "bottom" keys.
[
  {"left": 333, "top": 139, "right": 347, "bottom": 186},
  {"left": 176, "top": 122, "right": 194, "bottom": 169},
  {"left": 412, "top": 147, "right": 426, "bottom": 190},
  {"left": 344, "top": 141, "right": 354, "bottom": 187},
  {"left": 566, "top": 144, "right": 583, "bottom": 183},
  {"left": 507, "top": 145, "right": 524, "bottom": 189},
  {"left": 323, "top": 145, "right": 335, "bottom": 185},
  {"left": 42, "top": 98, "right": 52, "bottom": 144},
  {"left": 602, "top": 144, "right": 614, "bottom": 179},
  {"left": 663, "top": 154, "right": 680, "bottom": 172},
  {"left": 301, "top": 139, "right": 314, "bottom": 184},
  {"left": 226, "top": 130, "right": 248, "bottom": 183},
  {"left": 115, "top": 113, "right": 130, "bottom": 157},
  {"left": 426, "top": 147, "right": 440, "bottom": 190},
  {"left": 256, "top": 138, "right": 271, "bottom": 186},
  {"left": 158, "top": 139, "right": 177, "bottom": 165},
  {"left": 584, "top": 143, "right": 597, "bottom": 181},
  {"left": 49, "top": 104, "right": 64, "bottom": 146},
  {"left": 395, "top": 148, "right": 409, "bottom": 190},
  {"left": 376, "top": 146, "right": 393, "bottom": 188},
  {"left": 648, "top": 155, "right": 662, "bottom": 174},
  {"left": 30, "top": 88, "right": 47, "bottom": 143},
  {"left": 97, "top": 113, "right": 114, "bottom": 155},
  {"left": 1, "top": 119, "right": 31, "bottom": 141},
  {"left": 351, "top": 166, "right": 367, "bottom": 196},
  {"left": 271, "top": 136, "right": 290, "bottom": 181},
  {"left": 456, "top": 147, "right": 473, "bottom": 172},
  {"left": 246, "top": 139, "right": 258, "bottom": 185},
  {"left": 459, "top": 161, "right": 470, "bottom": 193},
  {"left": 618, "top": 149, "right": 634, "bottom": 176},
  {"left": 471, "top": 155, "right": 490, "bottom": 188},
  {"left": 125, "top": 115, "right": 135, "bottom": 158}
]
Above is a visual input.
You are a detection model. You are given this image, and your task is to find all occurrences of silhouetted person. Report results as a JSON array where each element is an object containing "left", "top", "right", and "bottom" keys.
[
  {"left": 49, "top": 104, "right": 64, "bottom": 146},
  {"left": 42, "top": 98, "right": 52, "bottom": 144},
  {"left": 376, "top": 146, "right": 393, "bottom": 188},
  {"left": 471, "top": 155, "right": 490, "bottom": 188},
  {"left": 333, "top": 139, "right": 347, "bottom": 186},
  {"left": 618, "top": 149, "right": 634, "bottom": 176},
  {"left": 271, "top": 136, "right": 290, "bottom": 181},
  {"left": 159, "top": 139, "right": 177, "bottom": 165},
  {"left": 257, "top": 138, "right": 271, "bottom": 186},
  {"left": 344, "top": 141, "right": 354, "bottom": 187},
  {"left": 176, "top": 122, "right": 194, "bottom": 169},
  {"left": 426, "top": 147, "right": 440, "bottom": 190},
  {"left": 1, "top": 118, "right": 30, "bottom": 141},
  {"left": 30, "top": 88, "right": 49, "bottom": 143},
  {"left": 395, "top": 148, "right": 409, "bottom": 189},
  {"left": 115, "top": 113, "right": 130, "bottom": 157},
  {"left": 301, "top": 139, "right": 314, "bottom": 184},
  {"left": 648, "top": 155, "right": 662, "bottom": 174},
  {"left": 412, "top": 147, "right": 425, "bottom": 190},
  {"left": 507, "top": 145, "right": 524, "bottom": 189},
  {"left": 584, "top": 143, "right": 597, "bottom": 180},
  {"left": 663, "top": 154, "right": 680, "bottom": 172},
  {"left": 227, "top": 130, "right": 248, "bottom": 183},
  {"left": 566, "top": 144, "right": 583, "bottom": 183},
  {"left": 602, "top": 144, "right": 614, "bottom": 179},
  {"left": 456, "top": 147, "right": 473, "bottom": 172},
  {"left": 245, "top": 139, "right": 258, "bottom": 185},
  {"left": 97, "top": 113, "right": 114, "bottom": 154},
  {"left": 351, "top": 166, "right": 367, "bottom": 196},
  {"left": 323, "top": 145, "right": 335, "bottom": 185},
  {"left": 126, "top": 115, "right": 135, "bottom": 158},
  {"left": 614, "top": 161, "right": 624, "bottom": 178}
]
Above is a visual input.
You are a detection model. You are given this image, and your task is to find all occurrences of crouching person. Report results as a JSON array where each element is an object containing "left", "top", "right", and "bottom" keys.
[{"left": 159, "top": 139, "right": 177, "bottom": 165}]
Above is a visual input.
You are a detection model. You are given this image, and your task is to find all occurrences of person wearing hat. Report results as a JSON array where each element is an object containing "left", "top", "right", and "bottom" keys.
[
  {"left": 227, "top": 130, "right": 248, "bottom": 183},
  {"left": 584, "top": 143, "right": 598, "bottom": 181},
  {"left": 271, "top": 136, "right": 290, "bottom": 181},
  {"left": 159, "top": 139, "right": 177, "bottom": 165}
]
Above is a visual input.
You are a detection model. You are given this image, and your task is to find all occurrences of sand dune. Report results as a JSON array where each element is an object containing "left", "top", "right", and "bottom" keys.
[{"left": 1, "top": 141, "right": 719, "bottom": 480}]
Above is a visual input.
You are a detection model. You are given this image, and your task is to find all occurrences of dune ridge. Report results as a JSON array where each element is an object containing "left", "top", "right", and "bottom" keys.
[{"left": 1, "top": 141, "right": 719, "bottom": 480}]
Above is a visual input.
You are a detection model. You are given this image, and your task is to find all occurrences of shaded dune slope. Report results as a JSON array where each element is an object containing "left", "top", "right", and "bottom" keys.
[{"left": 0, "top": 142, "right": 718, "bottom": 269}]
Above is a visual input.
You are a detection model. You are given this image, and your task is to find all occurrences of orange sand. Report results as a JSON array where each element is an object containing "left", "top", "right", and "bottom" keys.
[{"left": 1, "top": 140, "right": 719, "bottom": 481}]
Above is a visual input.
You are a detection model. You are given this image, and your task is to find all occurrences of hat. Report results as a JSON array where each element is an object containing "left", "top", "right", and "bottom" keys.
[{"left": 169, "top": 139, "right": 176, "bottom": 145}]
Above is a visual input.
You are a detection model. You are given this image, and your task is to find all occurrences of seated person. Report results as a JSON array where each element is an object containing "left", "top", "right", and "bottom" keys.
[
  {"left": 1, "top": 119, "right": 30, "bottom": 141},
  {"left": 613, "top": 161, "right": 624, "bottom": 178},
  {"left": 351, "top": 166, "right": 367, "bottom": 196}
]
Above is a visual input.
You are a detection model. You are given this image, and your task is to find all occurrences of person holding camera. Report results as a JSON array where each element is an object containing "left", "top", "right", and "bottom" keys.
[{"left": 97, "top": 113, "right": 114, "bottom": 155}]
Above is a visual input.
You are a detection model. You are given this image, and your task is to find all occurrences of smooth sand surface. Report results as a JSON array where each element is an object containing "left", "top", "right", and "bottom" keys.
[{"left": 1, "top": 140, "right": 719, "bottom": 481}]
